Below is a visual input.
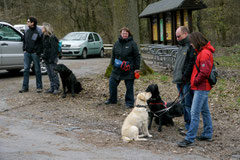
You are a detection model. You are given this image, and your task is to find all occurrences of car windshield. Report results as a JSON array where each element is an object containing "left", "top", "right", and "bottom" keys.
[{"left": 62, "top": 32, "right": 87, "bottom": 40}]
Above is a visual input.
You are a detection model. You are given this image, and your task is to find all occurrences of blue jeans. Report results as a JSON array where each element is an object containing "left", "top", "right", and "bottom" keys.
[
  {"left": 22, "top": 52, "right": 42, "bottom": 90},
  {"left": 177, "top": 83, "right": 193, "bottom": 130},
  {"left": 46, "top": 60, "right": 60, "bottom": 91},
  {"left": 109, "top": 76, "right": 134, "bottom": 106},
  {"left": 185, "top": 90, "right": 213, "bottom": 143}
]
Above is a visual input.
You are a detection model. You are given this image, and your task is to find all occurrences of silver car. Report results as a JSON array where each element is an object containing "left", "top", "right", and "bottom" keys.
[
  {"left": 61, "top": 32, "right": 104, "bottom": 58},
  {"left": 0, "top": 22, "right": 46, "bottom": 74}
]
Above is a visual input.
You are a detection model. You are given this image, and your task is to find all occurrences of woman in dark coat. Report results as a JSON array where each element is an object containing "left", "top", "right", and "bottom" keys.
[
  {"left": 105, "top": 27, "right": 140, "bottom": 108},
  {"left": 41, "top": 23, "right": 60, "bottom": 94}
]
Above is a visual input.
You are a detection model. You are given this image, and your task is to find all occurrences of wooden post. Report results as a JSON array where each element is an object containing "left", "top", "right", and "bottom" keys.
[
  {"left": 157, "top": 14, "right": 160, "bottom": 44},
  {"left": 150, "top": 16, "right": 153, "bottom": 44},
  {"left": 163, "top": 13, "right": 167, "bottom": 45},
  {"left": 172, "top": 11, "right": 177, "bottom": 45},
  {"left": 180, "top": 10, "right": 184, "bottom": 26},
  {"left": 188, "top": 10, "right": 193, "bottom": 33}
]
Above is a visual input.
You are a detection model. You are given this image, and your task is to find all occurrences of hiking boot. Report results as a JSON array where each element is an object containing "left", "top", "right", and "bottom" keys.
[
  {"left": 177, "top": 139, "right": 194, "bottom": 147},
  {"left": 44, "top": 89, "right": 53, "bottom": 93},
  {"left": 196, "top": 136, "right": 213, "bottom": 142},
  {"left": 19, "top": 88, "right": 28, "bottom": 93},
  {"left": 53, "top": 90, "right": 61, "bottom": 95},
  {"left": 36, "top": 88, "right": 42, "bottom": 93}
]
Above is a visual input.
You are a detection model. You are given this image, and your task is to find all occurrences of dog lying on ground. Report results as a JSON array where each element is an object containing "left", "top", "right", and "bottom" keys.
[
  {"left": 54, "top": 64, "right": 83, "bottom": 98},
  {"left": 146, "top": 84, "right": 183, "bottom": 132},
  {"left": 121, "top": 92, "right": 152, "bottom": 142}
]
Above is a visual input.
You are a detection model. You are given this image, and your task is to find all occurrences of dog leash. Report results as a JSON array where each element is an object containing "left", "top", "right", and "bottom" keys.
[{"left": 150, "top": 89, "right": 190, "bottom": 118}]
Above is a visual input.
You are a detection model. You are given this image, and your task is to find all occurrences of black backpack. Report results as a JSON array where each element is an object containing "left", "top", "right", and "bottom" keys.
[{"left": 194, "top": 61, "right": 219, "bottom": 86}]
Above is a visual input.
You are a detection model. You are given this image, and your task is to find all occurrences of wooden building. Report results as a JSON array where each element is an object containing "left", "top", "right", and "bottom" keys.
[{"left": 139, "top": 0, "right": 207, "bottom": 45}]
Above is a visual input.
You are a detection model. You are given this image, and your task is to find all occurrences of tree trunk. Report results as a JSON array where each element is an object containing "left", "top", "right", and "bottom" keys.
[
  {"left": 112, "top": 0, "right": 140, "bottom": 43},
  {"left": 105, "top": 0, "right": 154, "bottom": 78}
]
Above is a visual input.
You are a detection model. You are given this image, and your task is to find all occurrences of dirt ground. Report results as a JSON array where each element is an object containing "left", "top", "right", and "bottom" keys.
[{"left": 0, "top": 56, "right": 239, "bottom": 160}]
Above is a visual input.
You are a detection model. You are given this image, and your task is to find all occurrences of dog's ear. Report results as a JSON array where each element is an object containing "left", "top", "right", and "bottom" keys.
[{"left": 154, "top": 84, "right": 160, "bottom": 95}]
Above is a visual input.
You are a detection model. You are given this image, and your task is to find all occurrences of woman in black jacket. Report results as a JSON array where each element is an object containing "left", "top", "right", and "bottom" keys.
[
  {"left": 42, "top": 23, "right": 60, "bottom": 94},
  {"left": 105, "top": 27, "right": 140, "bottom": 108}
]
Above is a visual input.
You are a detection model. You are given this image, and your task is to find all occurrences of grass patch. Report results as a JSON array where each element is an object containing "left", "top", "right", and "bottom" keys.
[
  {"left": 215, "top": 54, "right": 240, "bottom": 68},
  {"left": 141, "top": 72, "right": 170, "bottom": 83},
  {"left": 215, "top": 45, "right": 240, "bottom": 69}
]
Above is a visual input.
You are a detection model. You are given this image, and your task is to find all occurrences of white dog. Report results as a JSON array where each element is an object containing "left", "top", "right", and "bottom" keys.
[{"left": 121, "top": 92, "right": 152, "bottom": 142}]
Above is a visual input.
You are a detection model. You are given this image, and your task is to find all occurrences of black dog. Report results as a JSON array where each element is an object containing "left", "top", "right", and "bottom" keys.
[
  {"left": 146, "top": 84, "right": 183, "bottom": 132},
  {"left": 54, "top": 64, "right": 83, "bottom": 98}
]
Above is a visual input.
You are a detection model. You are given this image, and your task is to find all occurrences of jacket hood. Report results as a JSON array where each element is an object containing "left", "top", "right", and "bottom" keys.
[
  {"left": 118, "top": 35, "right": 133, "bottom": 43},
  {"left": 197, "top": 41, "right": 215, "bottom": 53}
]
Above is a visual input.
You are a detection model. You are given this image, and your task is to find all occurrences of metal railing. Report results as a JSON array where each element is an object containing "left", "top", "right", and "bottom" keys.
[
  {"left": 103, "top": 44, "right": 178, "bottom": 70},
  {"left": 141, "top": 44, "right": 178, "bottom": 70}
]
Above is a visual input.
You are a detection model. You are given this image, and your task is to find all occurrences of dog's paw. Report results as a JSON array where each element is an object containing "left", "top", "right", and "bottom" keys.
[
  {"left": 158, "top": 128, "right": 162, "bottom": 132},
  {"left": 148, "top": 134, "right": 152, "bottom": 138},
  {"left": 62, "top": 95, "right": 66, "bottom": 98},
  {"left": 72, "top": 94, "right": 75, "bottom": 98}
]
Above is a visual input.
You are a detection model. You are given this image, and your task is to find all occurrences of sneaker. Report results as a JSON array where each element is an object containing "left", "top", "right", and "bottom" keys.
[
  {"left": 44, "top": 89, "right": 53, "bottom": 93},
  {"left": 19, "top": 88, "right": 28, "bottom": 93},
  {"left": 177, "top": 139, "right": 194, "bottom": 147},
  {"left": 105, "top": 100, "right": 117, "bottom": 105},
  {"left": 53, "top": 90, "right": 61, "bottom": 95},
  {"left": 196, "top": 136, "right": 213, "bottom": 142},
  {"left": 179, "top": 130, "right": 187, "bottom": 136},
  {"left": 36, "top": 88, "right": 42, "bottom": 93},
  {"left": 125, "top": 105, "right": 134, "bottom": 109}
]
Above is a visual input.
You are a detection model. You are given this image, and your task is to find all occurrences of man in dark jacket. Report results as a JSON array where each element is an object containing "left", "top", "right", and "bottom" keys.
[
  {"left": 19, "top": 16, "right": 43, "bottom": 93},
  {"left": 172, "top": 26, "right": 196, "bottom": 132},
  {"left": 105, "top": 27, "right": 140, "bottom": 108}
]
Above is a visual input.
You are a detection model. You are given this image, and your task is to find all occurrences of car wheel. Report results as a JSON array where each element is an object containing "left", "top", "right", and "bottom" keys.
[
  {"left": 82, "top": 49, "right": 87, "bottom": 59},
  {"left": 99, "top": 49, "right": 104, "bottom": 58},
  {"left": 7, "top": 69, "right": 21, "bottom": 73}
]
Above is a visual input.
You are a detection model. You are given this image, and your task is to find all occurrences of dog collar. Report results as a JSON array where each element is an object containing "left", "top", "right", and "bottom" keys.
[
  {"left": 136, "top": 105, "right": 147, "bottom": 108},
  {"left": 149, "top": 102, "right": 167, "bottom": 108}
]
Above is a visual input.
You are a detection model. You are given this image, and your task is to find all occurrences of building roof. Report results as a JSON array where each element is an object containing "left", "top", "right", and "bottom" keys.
[{"left": 139, "top": 0, "right": 207, "bottom": 18}]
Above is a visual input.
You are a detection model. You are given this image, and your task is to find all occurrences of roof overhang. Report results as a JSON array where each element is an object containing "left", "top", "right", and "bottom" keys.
[{"left": 139, "top": 0, "right": 207, "bottom": 18}]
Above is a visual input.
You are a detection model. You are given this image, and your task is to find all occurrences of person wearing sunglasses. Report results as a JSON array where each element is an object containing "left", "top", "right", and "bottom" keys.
[
  {"left": 172, "top": 26, "right": 196, "bottom": 135},
  {"left": 19, "top": 16, "right": 43, "bottom": 93}
]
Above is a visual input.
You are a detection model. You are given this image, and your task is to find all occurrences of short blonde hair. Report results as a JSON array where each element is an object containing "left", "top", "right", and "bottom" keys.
[{"left": 42, "top": 22, "right": 53, "bottom": 35}]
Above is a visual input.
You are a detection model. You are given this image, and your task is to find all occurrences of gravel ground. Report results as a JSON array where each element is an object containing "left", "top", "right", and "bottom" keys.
[{"left": 0, "top": 57, "right": 239, "bottom": 160}]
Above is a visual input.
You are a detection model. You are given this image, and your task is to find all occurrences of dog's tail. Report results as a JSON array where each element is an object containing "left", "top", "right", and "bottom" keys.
[{"left": 122, "top": 136, "right": 133, "bottom": 143}]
